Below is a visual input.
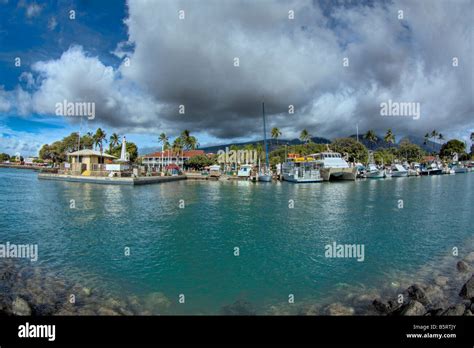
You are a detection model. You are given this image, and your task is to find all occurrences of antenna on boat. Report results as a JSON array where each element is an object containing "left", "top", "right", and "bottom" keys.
[{"left": 262, "top": 100, "right": 269, "bottom": 170}]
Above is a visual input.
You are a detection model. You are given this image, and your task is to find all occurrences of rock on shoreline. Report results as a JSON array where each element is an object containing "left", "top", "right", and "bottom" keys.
[
  {"left": 371, "top": 253, "right": 474, "bottom": 317},
  {"left": 1, "top": 252, "right": 474, "bottom": 316}
]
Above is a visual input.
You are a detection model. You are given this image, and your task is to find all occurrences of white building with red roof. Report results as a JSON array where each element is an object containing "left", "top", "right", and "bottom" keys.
[{"left": 142, "top": 150, "right": 205, "bottom": 169}]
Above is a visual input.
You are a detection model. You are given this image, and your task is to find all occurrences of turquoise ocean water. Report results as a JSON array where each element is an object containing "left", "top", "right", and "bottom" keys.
[{"left": 0, "top": 168, "right": 472, "bottom": 314}]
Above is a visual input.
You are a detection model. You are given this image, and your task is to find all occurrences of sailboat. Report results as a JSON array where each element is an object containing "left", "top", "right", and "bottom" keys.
[
  {"left": 365, "top": 152, "right": 386, "bottom": 178},
  {"left": 258, "top": 101, "right": 272, "bottom": 182}
]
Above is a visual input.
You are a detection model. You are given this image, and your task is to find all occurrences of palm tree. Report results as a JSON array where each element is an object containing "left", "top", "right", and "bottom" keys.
[
  {"left": 271, "top": 127, "right": 282, "bottom": 146},
  {"left": 158, "top": 133, "right": 168, "bottom": 171},
  {"left": 109, "top": 133, "right": 120, "bottom": 152},
  {"left": 181, "top": 130, "right": 190, "bottom": 144},
  {"left": 186, "top": 136, "right": 198, "bottom": 150},
  {"left": 300, "top": 129, "right": 311, "bottom": 144},
  {"left": 384, "top": 129, "right": 395, "bottom": 147},
  {"left": 470, "top": 132, "right": 474, "bottom": 142},
  {"left": 172, "top": 137, "right": 184, "bottom": 169},
  {"left": 364, "top": 130, "right": 378, "bottom": 149},
  {"left": 423, "top": 132, "right": 430, "bottom": 145},
  {"left": 429, "top": 129, "right": 439, "bottom": 153},
  {"left": 93, "top": 128, "right": 107, "bottom": 163},
  {"left": 438, "top": 133, "right": 444, "bottom": 143}
]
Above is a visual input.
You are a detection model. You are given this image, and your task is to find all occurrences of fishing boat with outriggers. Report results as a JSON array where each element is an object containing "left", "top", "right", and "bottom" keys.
[{"left": 282, "top": 154, "right": 323, "bottom": 183}]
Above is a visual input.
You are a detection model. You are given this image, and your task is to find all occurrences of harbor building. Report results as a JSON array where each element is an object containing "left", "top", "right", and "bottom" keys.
[{"left": 142, "top": 150, "right": 205, "bottom": 169}]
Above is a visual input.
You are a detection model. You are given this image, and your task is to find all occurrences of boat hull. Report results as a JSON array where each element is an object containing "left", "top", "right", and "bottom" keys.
[
  {"left": 366, "top": 170, "right": 386, "bottom": 179},
  {"left": 420, "top": 169, "right": 443, "bottom": 176},
  {"left": 258, "top": 175, "right": 272, "bottom": 182},
  {"left": 320, "top": 167, "right": 357, "bottom": 181},
  {"left": 391, "top": 171, "right": 408, "bottom": 177},
  {"left": 283, "top": 174, "right": 323, "bottom": 183}
]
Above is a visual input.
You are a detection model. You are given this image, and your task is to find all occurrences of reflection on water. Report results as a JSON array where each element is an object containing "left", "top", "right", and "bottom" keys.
[{"left": 0, "top": 168, "right": 473, "bottom": 314}]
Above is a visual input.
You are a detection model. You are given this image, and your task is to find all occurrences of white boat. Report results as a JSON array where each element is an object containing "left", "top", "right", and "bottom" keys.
[
  {"left": 407, "top": 163, "right": 420, "bottom": 176},
  {"left": 258, "top": 101, "right": 272, "bottom": 182},
  {"left": 365, "top": 163, "right": 386, "bottom": 178},
  {"left": 311, "top": 152, "right": 357, "bottom": 181},
  {"left": 282, "top": 156, "right": 323, "bottom": 183},
  {"left": 452, "top": 164, "right": 468, "bottom": 173},
  {"left": 420, "top": 162, "right": 443, "bottom": 176},
  {"left": 391, "top": 164, "right": 408, "bottom": 177},
  {"left": 237, "top": 164, "right": 253, "bottom": 177}
]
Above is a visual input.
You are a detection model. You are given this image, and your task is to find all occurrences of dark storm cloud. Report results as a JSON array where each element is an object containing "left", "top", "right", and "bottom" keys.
[{"left": 10, "top": 0, "right": 473, "bottom": 141}]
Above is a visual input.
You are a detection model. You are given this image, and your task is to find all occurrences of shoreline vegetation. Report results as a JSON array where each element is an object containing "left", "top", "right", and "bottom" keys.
[
  {"left": 2, "top": 129, "right": 473, "bottom": 173},
  {"left": 1, "top": 249, "right": 472, "bottom": 316}
]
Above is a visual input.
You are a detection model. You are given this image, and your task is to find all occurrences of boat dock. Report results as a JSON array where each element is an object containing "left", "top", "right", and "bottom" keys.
[{"left": 38, "top": 173, "right": 186, "bottom": 185}]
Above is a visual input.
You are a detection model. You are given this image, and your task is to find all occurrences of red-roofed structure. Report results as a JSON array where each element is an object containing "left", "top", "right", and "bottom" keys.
[{"left": 142, "top": 150, "right": 205, "bottom": 169}]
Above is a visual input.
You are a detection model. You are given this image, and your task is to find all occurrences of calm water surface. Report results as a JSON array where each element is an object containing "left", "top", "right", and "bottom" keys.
[{"left": 0, "top": 168, "right": 473, "bottom": 314}]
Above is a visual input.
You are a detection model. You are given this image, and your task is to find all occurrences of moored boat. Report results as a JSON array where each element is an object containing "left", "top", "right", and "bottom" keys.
[
  {"left": 365, "top": 163, "right": 386, "bottom": 178},
  {"left": 312, "top": 152, "right": 357, "bottom": 181},
  {"left": 390, "top": 164, "right": 408, "bottom": 177},
  {"left": 420, "top": 162, "right": 443, "bottom": 176},
  {"left": 282, "top": 156, "right": 323, "bottom": 183}
]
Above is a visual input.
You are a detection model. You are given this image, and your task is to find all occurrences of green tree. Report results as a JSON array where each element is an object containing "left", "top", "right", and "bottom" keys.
[
  {"left": 108, "top": 141, "right": 139, "bottom": 163},
  {"left": 158, "top": 133, "right": 168, "bottom": 149},
  {"left": 186, "top": 154, "right": 216, "bottom": 170},
  {"left": 300, "top": 129, "right": 311, "bottom": 144},
  {"left": 364, "top": 130, "right": 378, "bottom": 148},
  {"left": 330, "top": 137, "right": 369, "bottom": 163},
  {"left": 374, "top": 148, "right": 396, "bottom": 165},
  {"left": 80, "top": 134, "right": 94, "bottom": 150},
  {"left": 109, "top": 133, "right": 120, "bottom": 152},
  {"left": 397, "top": 140, "right": 425, "bottom": 163},
  {"left": 439, "top": 139, "right": 466, "bottom": 159},
  {"left": 271, "top": 127, "right": 282, "bottom": 146},
  {"left": 180, "top": 130, "right": 199, "bottom": 150},
  {"left": 93, "top": 128, "right": 107, "bottom": 153},
  {"left": 0, "top": 153, "right": 10, "bottom": 162},
  {"left": 384, "top": 129, "right": 395, "bottom": 147}
]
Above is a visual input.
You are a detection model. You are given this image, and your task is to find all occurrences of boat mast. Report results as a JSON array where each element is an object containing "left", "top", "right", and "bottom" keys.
[{"left": 262, "top": 101, "right": 269, "bottom": 170}]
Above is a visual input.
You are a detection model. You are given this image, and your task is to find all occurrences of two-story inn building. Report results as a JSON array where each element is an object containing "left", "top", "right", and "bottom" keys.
[{"left": 141, "top": 150, "right": 205, "bottom": 170}]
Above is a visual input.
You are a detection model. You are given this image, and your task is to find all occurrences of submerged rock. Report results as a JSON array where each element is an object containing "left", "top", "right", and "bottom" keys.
[
  {"left": 423, "top": 285, "right": 446, "bottom": 307},
  {"left": 325, "top": 302, "right": 354, "bottom": 316},
  {"left": 441, "top": 304, "right": 466, "bottom": 316},
  {"left": 426, "top": 308, "right": 444, "bottom": 316},
  {"left": 459, "top": 275, "right": 474, "bottom": 300},
  {"left": 372, "top": 297, "right": 404, "bottom": 315},
  {"left": 406, "top": 284, "right": 429, "bottom": 305},
  {"left": 400, "top": 300, "right": 426, "bottom": 316},
  {"left": 143, "top": 292, "right": 172, "bottom": 313},
  {"left": 435, "top": 276, "right": 449, "bottom": 287},
  {"left": 12, "top": 297, "right": 31, "bottom": 316},
  {"left": 97, "top": 307, "right": 120, "bottom": 316},
  {"left": 464, "top": 252, "right": 474, "bottom": 263},
  {"left": 456, "top": 261, "right": 471, "bottom": 273},
  {"left": 220, "top": 299, "right": 256, "bottom": 315}
]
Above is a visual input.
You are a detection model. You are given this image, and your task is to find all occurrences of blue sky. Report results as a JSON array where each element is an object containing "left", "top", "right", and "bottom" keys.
[
  {"left": 0, "top": 0, "right": 143, "bottom": 155},
  {"left": 0, "top": 0, "right": 472, "bottom": 156}
]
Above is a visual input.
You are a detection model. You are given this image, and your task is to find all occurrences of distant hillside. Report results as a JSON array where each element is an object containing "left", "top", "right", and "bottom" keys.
[
  {"left": 401, "top": 135, "right": 442, "bottom": 153},
  {"left": 199, "top": 136, "right": 331, "bottom": 153},
  {"left": 348, "top": 134, "right": 441, "bottom": 153},
  {"left": 139, "top": 134, "right": 441, "bottom": 155}
]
